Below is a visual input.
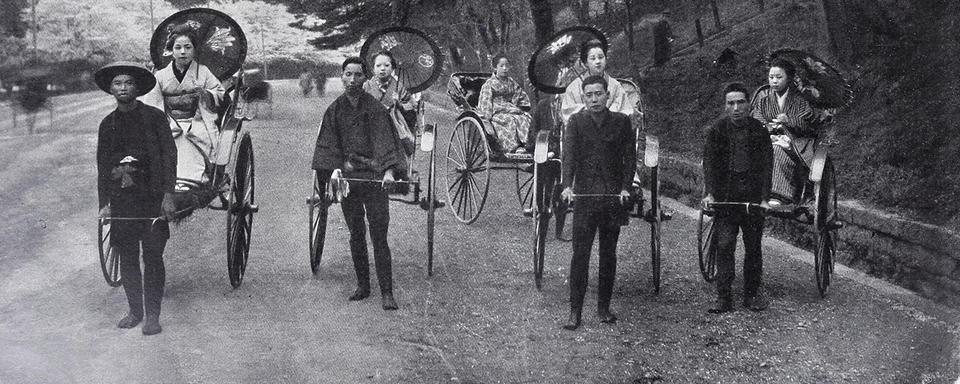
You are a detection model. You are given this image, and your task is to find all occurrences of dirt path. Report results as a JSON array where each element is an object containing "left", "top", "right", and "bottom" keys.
[{"left": 0, "top": 80, "right": 957, "bottom": 383}]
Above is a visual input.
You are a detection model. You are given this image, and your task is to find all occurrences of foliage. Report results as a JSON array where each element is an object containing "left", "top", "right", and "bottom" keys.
[
  {"left": 0, "top": 0, "right": 29, "bottom": 38},
  {"left": 204, "top": 1, "right": 330, "bottom": 63}
]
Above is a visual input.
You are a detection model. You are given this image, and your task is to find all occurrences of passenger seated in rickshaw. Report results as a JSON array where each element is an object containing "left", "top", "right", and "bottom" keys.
[
  {"left": 143, "top": 23, "right": 227, "bottom": 192},
  {"left": 559, "top": 39, "right": 633, "bottom": 124},
  {"left": 477, "top": 54, "right": 532, "bottom": 154},
  {"left": 363, "top": 50, "right": 417, "bottom": 157},
  {"left": 751, "top": 58, "right": 825, "bottom": 206}
]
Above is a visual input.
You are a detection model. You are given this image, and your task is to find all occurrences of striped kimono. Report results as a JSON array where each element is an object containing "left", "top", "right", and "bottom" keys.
[{"left": 751, "top": 87, "right": 817, "bottom": 203}]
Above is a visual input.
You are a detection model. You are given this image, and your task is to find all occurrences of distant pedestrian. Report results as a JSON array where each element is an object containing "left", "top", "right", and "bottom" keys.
[
  {"left": 299, "top": 71, "right": 314, "bottom": 97},
  {"left": 701, "top": 82, "right": 773, "bottom": 313},
  {"left": 95, "top": 62, "right": 177, "bottom": 335}
]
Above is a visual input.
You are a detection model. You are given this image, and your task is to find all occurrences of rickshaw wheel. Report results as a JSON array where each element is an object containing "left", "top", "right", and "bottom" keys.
[
  {"left": 531, "top": 162, "right": 549, "bottom": 289},
  {"left": 227, "top": 134, "right": 255, "bottom": 288},
  {"left": 814, "top": 159, "right": 838, "bottom": 297},
  {"left": 533, "top": 210, "right": 549, "bottom": 290},
  {"left": 697, "top": 209, "right": 719, "bottom": 282},
  {"left": 444, "top": 115, "right": 490, "bottom": 224},
  {"left": 97, "top": 219, "right": 122, "bottom": 287},
  {"left": 649, "top": 166, "right": 662, "bottom": 293},
  {"left": 555, "top": 199, "right": 572, "bottom": 241},
  {"left": 516, "top": 165, "right": 534, "bottom": 213},
  {"left": 308, "top": 173, "right": 329, "bottom": 275}
]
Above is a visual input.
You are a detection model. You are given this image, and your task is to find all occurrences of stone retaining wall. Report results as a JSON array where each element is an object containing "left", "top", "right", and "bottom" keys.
[{"left": 653, "top": 153, "right": 960, "bottom": 307}]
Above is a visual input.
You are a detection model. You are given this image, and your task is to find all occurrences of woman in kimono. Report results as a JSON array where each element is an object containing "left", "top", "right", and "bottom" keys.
[
  {"left": 751, "top": 58, "right": 817, "bottom": 205},
  {"left": 560, "top": 39, "right": 633, "bottom": 124},
  {"left": 477, "top": 54, "right": 531, "bottom": 154},
  {"left": 143, "top": 23, "right": 226, "bottom": 189},
  {"left": 363, "top": 50, "right": 416, "bottom": 157}
]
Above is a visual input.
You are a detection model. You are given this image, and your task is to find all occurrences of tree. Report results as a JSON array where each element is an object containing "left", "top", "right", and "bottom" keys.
[
  {"left": 0, "top": 0, "right": 29, "bottom": 38},
  {"left": 31, "top": 0, "right": 178, "bottom": 62},
  {"left": 279, "top": 0, "right": 396, "bottom": 50},
  {"left": 820, "top": 0, "right": 907, "bottom": 64},
  {"left": 206, "top": 1, "right": 324, "bottom": 62},
  {"left": 528, "top": 0, "right": 554, "bottom": 48}
]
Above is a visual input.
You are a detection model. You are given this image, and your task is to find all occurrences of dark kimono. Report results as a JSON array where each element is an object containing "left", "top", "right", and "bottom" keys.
[{"left": 311, "top": 92, "right": 408, "bottom": 179}]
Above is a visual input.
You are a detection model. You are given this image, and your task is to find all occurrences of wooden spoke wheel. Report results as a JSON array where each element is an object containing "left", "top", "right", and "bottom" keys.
[
  {"left": 814, "top": 159, "right": 839, "bottom": 297},
  {"left": 97, "top": 219, "right": 122, "bottom": 287},
  {"left": 443, "top": 115, "right": 490, "bottom": 224},
  {"left": 308, "top": 173, "right": 330, "bottom": 275},
  {"left": 226, "top": 133, "right": 256, "bottom": 288},
  {"left": 697, "top": 209, "right": 718, "bottom": 282}
]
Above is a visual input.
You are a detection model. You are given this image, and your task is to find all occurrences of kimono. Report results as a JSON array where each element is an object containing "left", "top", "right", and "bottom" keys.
[
  {"left": 751, "top": 87, "right": 817, "bottom": 203},
  {"left": 560, "top": 73, "right": 633, "bottom": 125},
  {"left": 477, "top": 75, "right": 531, "bottom": 153},
  {"left": 143, "top": 60, "right": 226, "bottom": 186},
  {"left": 363, "top": 76, "right": 416, "bottom": 156}
]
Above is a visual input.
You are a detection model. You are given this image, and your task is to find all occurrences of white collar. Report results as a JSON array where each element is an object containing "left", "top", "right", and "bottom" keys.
[{"left": 776, "top": 88, "right": 789, "bottom": 109}]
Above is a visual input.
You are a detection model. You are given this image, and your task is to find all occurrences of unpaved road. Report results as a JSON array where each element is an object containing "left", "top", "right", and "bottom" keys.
[{"left": 1, "top": 80, "right": 957, "bottom": 384}]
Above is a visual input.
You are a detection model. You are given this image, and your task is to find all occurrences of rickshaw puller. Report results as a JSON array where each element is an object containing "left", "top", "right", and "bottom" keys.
[
  {"left": 560, "top": 75, "right": 636, "bottom": 330},
  {"left": 702, "top": 82, "right": 773, "bottom": 313},
  {"left": 95, "top": 62, "right": 178, "bottom": 335},
  {"left": 312, "top": 57, "right": 408, "bottom": 311}
]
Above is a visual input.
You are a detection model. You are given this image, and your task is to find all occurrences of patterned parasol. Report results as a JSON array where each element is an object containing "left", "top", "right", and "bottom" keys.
[
  {"left": 150, "top": 8, "right": 247, "bottom": 81},
  {"left": 527, "top": 26, "right": 608, "bottom": 94},
  {"left": 769, "top": 49, "right": 852, "bottom": 109},
  {"left": 359, "top": 26, "right": 444, "bottom": 94}
]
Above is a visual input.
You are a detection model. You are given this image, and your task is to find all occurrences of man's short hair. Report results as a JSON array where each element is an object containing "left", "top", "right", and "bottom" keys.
[
  {"left": 581, "top": 74, "right": 607, "bottom": 91},
  {"left": 342, "top": 56, "right": 366, "bottom": 75},
  {"left": 721, "top": 82, "right": 749, "bottom": 100}
]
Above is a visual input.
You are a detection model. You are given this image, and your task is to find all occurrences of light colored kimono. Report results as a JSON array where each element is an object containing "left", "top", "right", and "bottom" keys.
[
  {"left": 143, "top": 60, "right": 226, "bottom": 185},
  {"left": 560, "top": 72, "right": 633, "bottom": 124}
]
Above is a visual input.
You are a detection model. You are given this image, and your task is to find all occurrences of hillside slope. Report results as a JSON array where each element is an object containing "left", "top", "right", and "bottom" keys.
[{"left": 605, "top": 0, "right": 959, "bottom": 228}]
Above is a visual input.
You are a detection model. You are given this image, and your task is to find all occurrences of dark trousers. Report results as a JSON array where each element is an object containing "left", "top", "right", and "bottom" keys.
[
  {"left": 714, "top": 212, "right": 765, "bottom": 298},
  {"left": 341, "top": 183, "right": 393, "bottom": 294},
  {"left": 569, "top": 207, "right": 620, "bottom": 312},
  {"left": 112, "top": 195, "right": 168, "bottom": 320}
]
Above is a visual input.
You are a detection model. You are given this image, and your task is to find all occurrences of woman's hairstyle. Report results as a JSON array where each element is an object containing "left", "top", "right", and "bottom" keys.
[
  {"left": 373, "top": 50, "right": 398, "bottom": 69},
  {"left": 579, "top": 39, "right": 607, "bottom": 64},
  {"left": 165, "top": 23, "right": 200, "bottom": 53},
  {"left": 491, "top": 53, "right": 509, "bottom": 68},
  {"left": 768, "top": 58, "right": 797, "bottom": 79},
  {"left": 721, "top": 82, "right": 750, "bottom": 100},
  {"left": 342, "top": 56, "right": 367, "bottom": 75},
  {"left": 581, "top": 74, "right": 607, "bottom": 91}
]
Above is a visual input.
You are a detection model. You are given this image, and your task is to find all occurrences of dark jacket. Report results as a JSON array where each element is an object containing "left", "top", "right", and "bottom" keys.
[
  {"left": 525, "top": 95, "right": 562, "bottom": 153},
  {"left": 312, "top": 92, "right": 408, "bottom": 179},
  {"left": 702, "top": 116, "right": 773, "bottom": 202},
  {"left": 96, "top": 101, "right": 177, "bottom": 209},
  {"left": 561, "top": 109, "right": 636, "bottom": 198}
]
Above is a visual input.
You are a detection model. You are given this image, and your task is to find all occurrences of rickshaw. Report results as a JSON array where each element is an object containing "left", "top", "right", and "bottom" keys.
[
  {"left": 698, "top": 49, "right": 850, "bottom": 297},
  {"left": 524, "top": 26, "right": 670, "bottom": 291},
  {"left": 442, "top": 71, "right": 538, "bottom": 225},
  {"left": 98, "top": 8, "right": 258, "bottom": 289},
  {"left": 238, "top": 67, "right": 272, "bottom": 119},
  {"left": 307, "top": 26, "right": 445, "bottom": 276}
]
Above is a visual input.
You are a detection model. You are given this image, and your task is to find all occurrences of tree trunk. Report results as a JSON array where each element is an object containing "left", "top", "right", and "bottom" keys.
[
  {"left": 820, "top": 0, "right": 899, "bottom": 64},
  {"left": 625, "top": 0, "right": 635, "bottom": 52},
  {"left": 528, "top": 0, "right": 555, "bottom": 49},
  {"left": 710, "top": 0, "right": 721, "bottom": 31},
  {"left": 572, "top": 0, "right": 590, "bottom": 24}
]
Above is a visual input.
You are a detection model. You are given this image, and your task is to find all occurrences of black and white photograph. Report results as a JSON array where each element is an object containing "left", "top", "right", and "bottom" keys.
[{"left": 0, "top": 0, "right": 958, "bottom": 382}]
